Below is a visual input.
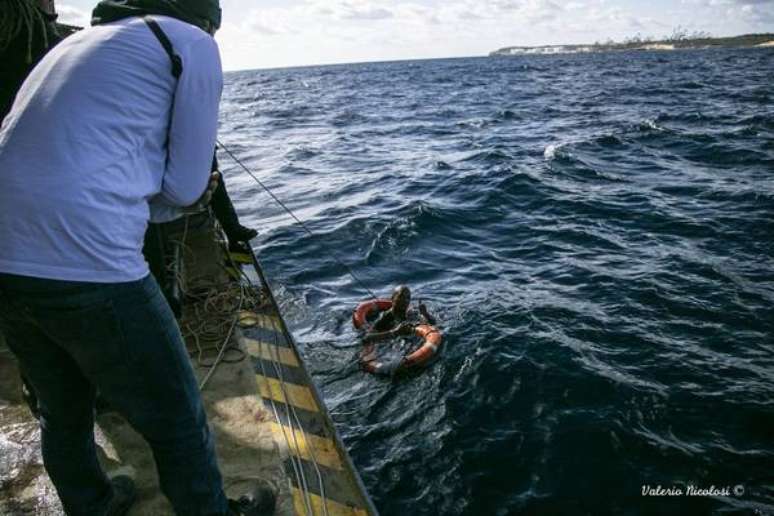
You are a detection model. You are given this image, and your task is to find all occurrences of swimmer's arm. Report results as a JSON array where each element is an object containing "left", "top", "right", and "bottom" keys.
[
  {"left": 418, "top": 303, "right": 436, "bottom": 325},
  {"left": 371, "top": 311, "right": 393, "bottom": 332},
  {"left": 362, "top": 329, "right": 396, "bottom": 344},
  {"left": 363, "top": 322, "right": 414, "bottom": 343}
]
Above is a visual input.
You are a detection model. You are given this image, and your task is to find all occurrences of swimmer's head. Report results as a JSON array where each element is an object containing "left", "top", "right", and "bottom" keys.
[{"left": 391, "top": 285, "right": 411, "bottom": 315}]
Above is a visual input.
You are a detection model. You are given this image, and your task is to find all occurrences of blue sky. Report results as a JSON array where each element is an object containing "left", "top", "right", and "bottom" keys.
[{"left": 56, "top": 0, "right": 774, "bottom": 70}]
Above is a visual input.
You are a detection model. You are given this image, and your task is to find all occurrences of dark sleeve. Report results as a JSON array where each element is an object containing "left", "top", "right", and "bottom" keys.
[
  {"left": 211, "top": 150, "right": 218, "bottom": 172},
  {"left": 1, "top": 12, "right": 63, "bottom": 121},
  {"left": 371, "top": 312, "right": 395, "bottom": 333}
]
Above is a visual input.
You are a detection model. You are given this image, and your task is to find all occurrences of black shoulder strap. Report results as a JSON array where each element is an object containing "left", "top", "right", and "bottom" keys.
[{"left": 143, "top": 16, "right": 183, "bottom": 79}]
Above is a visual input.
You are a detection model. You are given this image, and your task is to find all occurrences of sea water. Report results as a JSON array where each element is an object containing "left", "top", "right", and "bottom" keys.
[{"left": 218, "top": 49, "right": 774, "bottom": 514}]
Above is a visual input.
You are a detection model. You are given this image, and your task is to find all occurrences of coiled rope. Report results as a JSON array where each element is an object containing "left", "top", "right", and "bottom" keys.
[{"left": 171, "top": 217, "right": 252, "bottom": 389}]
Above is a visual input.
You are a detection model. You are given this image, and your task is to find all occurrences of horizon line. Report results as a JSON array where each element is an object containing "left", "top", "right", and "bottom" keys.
[{"left": 222, "top": 30, "right": 774, "bottom": 74}]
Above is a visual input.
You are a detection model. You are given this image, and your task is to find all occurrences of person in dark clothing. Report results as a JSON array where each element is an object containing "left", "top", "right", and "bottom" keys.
[
  {"left": 210, "top": 151, "right": 258, "bottom": 249},
  {"left": 0, "top": 0, "right": 62, "bottom": 122},
  {"left": 363, "top": 285, "right": 436, "bottom": 343}
]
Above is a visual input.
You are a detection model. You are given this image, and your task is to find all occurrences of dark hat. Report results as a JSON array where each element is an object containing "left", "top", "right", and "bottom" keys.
[{"left": 93, "top": 0, "right": 221, "bottom": 31}]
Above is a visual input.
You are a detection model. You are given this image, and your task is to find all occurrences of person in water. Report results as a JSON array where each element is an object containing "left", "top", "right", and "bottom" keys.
[{"left": 363, "top": 285, "right": 436, "bottom": 343}]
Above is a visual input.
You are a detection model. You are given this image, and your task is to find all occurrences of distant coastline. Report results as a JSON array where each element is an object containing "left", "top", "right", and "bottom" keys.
[{"left": 490, "top": 33, "right": 774, "bottom": 56}]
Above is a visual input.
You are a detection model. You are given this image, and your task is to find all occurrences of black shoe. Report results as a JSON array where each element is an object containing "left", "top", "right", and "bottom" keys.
[
  {"left": 227, "top": 481, "right": 276, "bottom": 515},
  {"left": 106, "top": 475, "right": 137, "bottom": 516},
  {"left": 226, "top": 224, "right": 258, "bottom": 243}
]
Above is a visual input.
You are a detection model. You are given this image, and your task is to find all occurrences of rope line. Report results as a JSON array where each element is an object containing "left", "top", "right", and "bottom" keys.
[
  {"left": 257, "top": 330, "right": 313, "bottom": 516},
  {"left": 266, "top": 316, "right": 330, "bottom": 516},
  {"left": 268, "top": 323, "right": 315, "bottom": 516},
  {"left": 217, "top": 139, "right": 378, "bottom": 301}
]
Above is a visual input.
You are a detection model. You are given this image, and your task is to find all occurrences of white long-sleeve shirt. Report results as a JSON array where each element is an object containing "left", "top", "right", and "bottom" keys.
[{"left": 0, "top": 15, "right": 222, "bottom": 283}]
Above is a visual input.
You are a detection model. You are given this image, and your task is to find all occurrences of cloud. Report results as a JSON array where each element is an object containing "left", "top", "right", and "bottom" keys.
[
  {"left": 737, "top": 2, "right": 774, "bottom": 23},
  {"left": 342, "top": 7, "right": 393, "bottom": 20},
  {"left": 685, "top": 0, "right": 774, "bottom": 24},
  {"left": 306, "top": 0, "right": 395, "bottom": 21},
  {"left": 244, "top": 11, "right": 298, "bottom": 36},
  {"left": 56, "top": 3, "right": 90, "bottom": 27},
  {"left": 247, "top": 21, "right": 281, "bottom": 36},
  {"left": 683, "top": 0, "right": 774, "bottom": 5}
]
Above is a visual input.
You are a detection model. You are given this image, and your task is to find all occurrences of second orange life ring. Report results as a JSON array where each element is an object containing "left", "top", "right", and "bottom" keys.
[{"left": 360, "top": 324, "right": 443, "bottom": 376}]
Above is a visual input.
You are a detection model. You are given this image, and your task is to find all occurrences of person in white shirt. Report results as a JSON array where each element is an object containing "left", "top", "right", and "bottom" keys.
[{"left": 0, "top": 1, "right": 270, "bottom": 514}]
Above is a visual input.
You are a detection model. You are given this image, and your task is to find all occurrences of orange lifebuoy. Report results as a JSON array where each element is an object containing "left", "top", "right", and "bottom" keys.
[
  {"left": 352, "top": 298, "right": 392, "bottom": 330},
  {"left": 403, "top": 324, "right": 443, "bottom": 368},
  {"left": 359, "top": 324, "right": 443, "bottom": 376}
]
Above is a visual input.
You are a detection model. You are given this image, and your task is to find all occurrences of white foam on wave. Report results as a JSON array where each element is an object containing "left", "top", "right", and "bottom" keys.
[
  {"left": 641, "top": 118, "right": 666, "bottom": 132},
  {"left": 544, "top": 143, "right": 558, "bottom": 160}
]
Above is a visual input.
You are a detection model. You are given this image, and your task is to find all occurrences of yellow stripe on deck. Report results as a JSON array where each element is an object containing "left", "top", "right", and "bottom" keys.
[
  {"left": 244, "top": 338, "right": 299, "bottom": 367},
  {"left": 292, "top": 487, "right": 368, "bottom": 516},
  {"left": 268, "top": 422, "right": 342, "bottom": 470},
  {"left": 238, "top": 312, "right": 283, "bottom": 332},
  {"left": 255, "top": 374, "right": 319, "bottom": 413},
  {"left": 250, "top": 312, "right": 283, "bottom": 331},
  {"left": 229, "top": 252, "right": 252, "bottom": 264}
]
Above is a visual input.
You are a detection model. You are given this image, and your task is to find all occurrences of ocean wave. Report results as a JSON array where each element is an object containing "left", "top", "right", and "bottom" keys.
[
  {"left": 635, "top": 118, "right": 671, "bottom": 133},
  {"left": 459, "top": 148, "right": 513, "bottom": 163},
  {"left": 284, "top": 145, "right": 321, "bottom": 161},
  {"left": 543, "top": 143, "right": 561, "bottom": 160},
  {"left": 329, "top": 110, "right": 370, "bottom": 127}
]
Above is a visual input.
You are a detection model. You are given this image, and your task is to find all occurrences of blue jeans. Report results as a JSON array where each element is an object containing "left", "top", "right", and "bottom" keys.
[{"left": 0, "top": 273, "right": 228, "bottom": 516}]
